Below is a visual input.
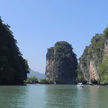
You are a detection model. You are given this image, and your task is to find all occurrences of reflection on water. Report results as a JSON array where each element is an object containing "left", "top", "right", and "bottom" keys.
[
  {"left": 45, "top": 85, "right": 78, "bottom": 108},
  {"left": 0, "top": 86, "right": 28, "bottom": 108},
  {"left": 44, "top": 85, "right": 108, "bottom": 108},
  {"left": 0, "top": 85, "right": 108, "bottom": 108},
  {"left": 88, "top": 86, "right": 108, "bottom": 108}
]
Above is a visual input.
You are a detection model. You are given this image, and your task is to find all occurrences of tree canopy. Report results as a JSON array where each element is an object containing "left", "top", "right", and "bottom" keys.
[
  {"left": 0, "top": 17, "right": 29, "bottom": 85},
  {"left": 98, "top": 56, "right": 108, "bottom": 84}
]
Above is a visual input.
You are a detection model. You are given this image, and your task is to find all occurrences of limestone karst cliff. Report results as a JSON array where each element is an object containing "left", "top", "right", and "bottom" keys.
[
  {"left": 0, "top": 17, "right": 29, "bottom": 85},
  {"left": 78, "top": 27, "right": 108, "bottom": 84},
  {"left": 45, "top": 41, "right": 77, "bottom": 84}
]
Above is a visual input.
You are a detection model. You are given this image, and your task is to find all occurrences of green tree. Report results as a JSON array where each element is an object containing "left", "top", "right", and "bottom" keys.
[
  {"left": 39, "top": 78, "right": 49, "bottom": 84},
  {"left": 0, "top": 17, "right": 29, "bottom": 85},
  {"left": 76, "top": 65, "right": 84, "bottom": 82},
  {"left": 98, "top": 56, "right": 108, "bottom": 84},
  {"left": 104, "top": 27, "right": 108, "bottom": 39},
  {"left": 24, "top": 76, "right": 38, "bottom": 84}
]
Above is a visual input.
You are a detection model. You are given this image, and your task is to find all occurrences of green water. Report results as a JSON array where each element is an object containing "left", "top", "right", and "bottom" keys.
[{"left": 0, "top": 85, "right": 108, "bottom": 108}]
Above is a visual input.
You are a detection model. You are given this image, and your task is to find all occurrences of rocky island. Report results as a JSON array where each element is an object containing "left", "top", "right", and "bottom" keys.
[
  {"left": 45, "top": 41, "right": 78, "bottom": 84},
  {"left": 1, "top": 16, "right": 108, "bottom": 85},
  {"left": 0, "top": 18, "right": 29, "bottom": 85},
  {"left": 78, "top": 27, "right": 108, "bottom": 84}
]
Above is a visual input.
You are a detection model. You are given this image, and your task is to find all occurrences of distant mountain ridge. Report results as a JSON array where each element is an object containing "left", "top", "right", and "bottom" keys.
[{"left": 27, "top": 69, "right": 46, "bottom": 80}]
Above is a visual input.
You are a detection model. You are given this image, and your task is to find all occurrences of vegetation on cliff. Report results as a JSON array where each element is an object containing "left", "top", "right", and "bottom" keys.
[
  {"left": 79, "top": 27, "right": 108, "bottom": 84},
  {"left": 0, "top": 17, "right": 29, "bottom": 85},
  {"left": 98, "top": 56, "right": 108, "bottom": 84},
  {"left": 46, "top": 41, "right": 78, "bottom": 84},
  {"left": 76, "top": 65, "right": 85, "bottom": 83}
]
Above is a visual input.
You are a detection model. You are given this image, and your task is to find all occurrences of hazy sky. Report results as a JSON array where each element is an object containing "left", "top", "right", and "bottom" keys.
[{"left": 0, "top": 0, "right": 108, "bottom": 73}]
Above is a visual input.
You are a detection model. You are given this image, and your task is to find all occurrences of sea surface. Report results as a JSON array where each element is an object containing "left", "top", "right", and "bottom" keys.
[{"left": 0, "top": 84, "right": 108, "bottom": 108}]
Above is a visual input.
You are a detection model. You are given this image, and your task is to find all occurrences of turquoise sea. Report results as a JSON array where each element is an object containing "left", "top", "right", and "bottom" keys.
[{"left": 0, "top": 84, "right": 108, "bottom": 108}]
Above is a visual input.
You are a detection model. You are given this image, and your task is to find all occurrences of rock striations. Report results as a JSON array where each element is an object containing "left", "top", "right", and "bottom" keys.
[{"left": 45, "top": 41, "right": 77, "bottom": 84}]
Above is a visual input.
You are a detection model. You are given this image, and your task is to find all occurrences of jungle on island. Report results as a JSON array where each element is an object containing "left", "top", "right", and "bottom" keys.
[{"left": 0, "top": 17, "right": 108, "bottom": 85}]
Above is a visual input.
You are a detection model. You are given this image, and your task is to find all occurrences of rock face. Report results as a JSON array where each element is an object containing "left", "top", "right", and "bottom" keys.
[
  {"left": 45, "top": 41, "right": 77, "bottom": 84},
  {"left": 46, "top": 47, "right": 55, "bottom": 80},
  {"left": 79, "top": 28, "right": 108, "bottom": 84}
]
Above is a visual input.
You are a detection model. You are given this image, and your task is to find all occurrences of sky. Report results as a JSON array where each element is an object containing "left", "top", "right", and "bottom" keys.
[{"left": 0, "top": 0, "right": 108, "bottom": 73}]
